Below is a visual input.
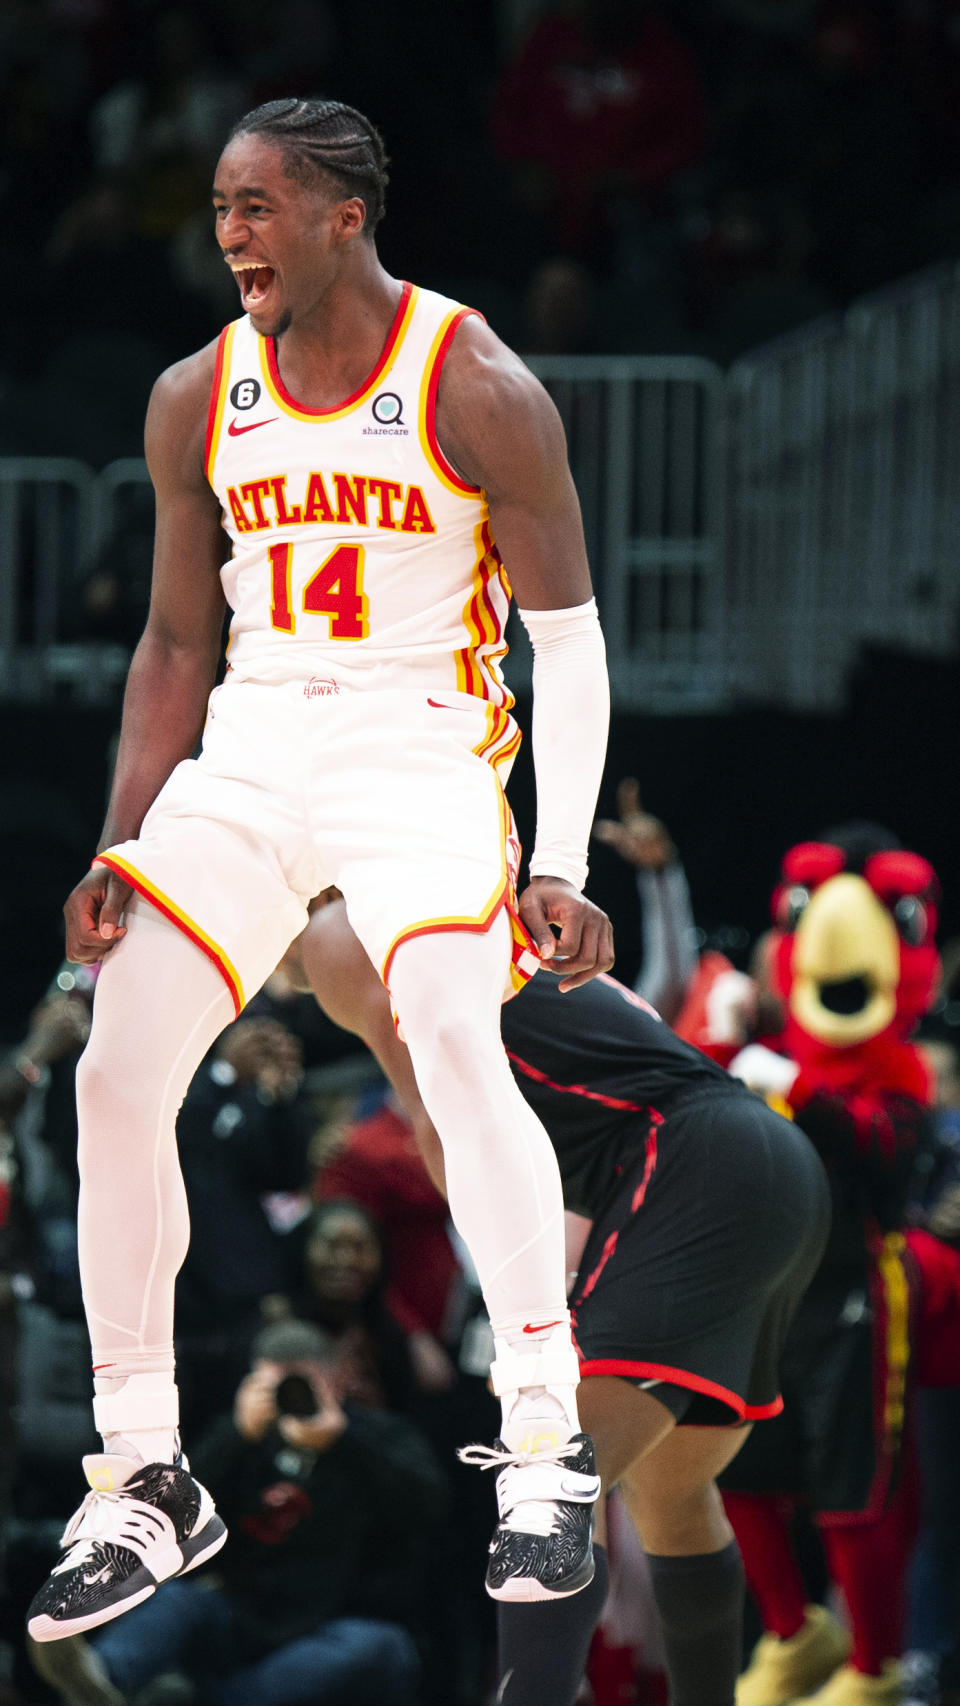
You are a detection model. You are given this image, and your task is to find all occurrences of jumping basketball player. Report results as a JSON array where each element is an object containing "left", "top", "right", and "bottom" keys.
[{"left": 27, "top": 98, "right": 613, "bottom": 1642}]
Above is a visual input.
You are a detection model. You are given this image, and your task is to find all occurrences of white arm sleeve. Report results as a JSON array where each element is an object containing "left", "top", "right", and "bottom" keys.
[{"left": 518, "top": 598, "right": 609, "bottom": 892}]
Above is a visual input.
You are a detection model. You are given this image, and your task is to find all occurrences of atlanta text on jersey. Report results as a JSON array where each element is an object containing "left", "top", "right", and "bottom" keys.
[{"left": 225, "top": 470, "right": 436, "bottom": 535}]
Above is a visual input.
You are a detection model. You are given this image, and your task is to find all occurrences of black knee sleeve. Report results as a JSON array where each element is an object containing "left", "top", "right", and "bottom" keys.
[
  {"left": 647, "top": 1540, "right": 745, "bottom": 1706},
  {"left": 496, "top": 1542, "right": 609, "bottom": 1706}
]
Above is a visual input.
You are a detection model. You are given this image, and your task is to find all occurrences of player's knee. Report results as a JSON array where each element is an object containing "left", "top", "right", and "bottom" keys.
[
  {"left": 627, "top": 1476, "right": 726, "bottom": 1555},
  {"left": 75, "top": 1045, "right": 158, "bottom": 1168},
  {"left": 622, "top": 1448, "right": 691, "bottom": 1512},
  {"left": 408, "top": 1009, "right": 504, "bottom": 1101},
  {"left": 394, "top": 979, "right": 492, "bottom": 1069},
  {"left": 75, "top": 1044, "right": 115, "bottom": 1128}
]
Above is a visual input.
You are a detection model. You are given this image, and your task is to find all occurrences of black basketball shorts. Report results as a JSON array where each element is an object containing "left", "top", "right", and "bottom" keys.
[{"left": 569, "top": 1088, "right": 830, "bottom": 1426}]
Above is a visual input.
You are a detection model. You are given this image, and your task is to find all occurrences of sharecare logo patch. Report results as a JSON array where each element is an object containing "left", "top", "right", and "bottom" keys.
[
  {"left": 372, "top": 391, "right": 404, "bottom": 425},
  {"left": 365, "top": 391, "right": 408, "bottom": 436}
]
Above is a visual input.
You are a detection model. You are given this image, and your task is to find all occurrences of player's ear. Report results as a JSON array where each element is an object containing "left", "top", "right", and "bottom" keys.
[{"left": 336, "top": 196, "right": 367, "bottom": 240}]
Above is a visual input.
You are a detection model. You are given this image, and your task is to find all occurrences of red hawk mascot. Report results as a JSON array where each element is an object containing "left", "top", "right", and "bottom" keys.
[{"left": 711, "top": 828, "right": 950, "bottom": 1706}]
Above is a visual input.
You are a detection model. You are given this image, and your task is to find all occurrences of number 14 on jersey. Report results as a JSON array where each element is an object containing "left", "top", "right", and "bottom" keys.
[{"left": 268, "top": 542, "right": 369, "bottom": 640}]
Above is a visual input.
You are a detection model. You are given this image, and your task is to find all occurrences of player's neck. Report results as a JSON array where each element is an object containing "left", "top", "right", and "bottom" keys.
[{"left": 275, "top": 253, "right": 403, "bottom": 413}]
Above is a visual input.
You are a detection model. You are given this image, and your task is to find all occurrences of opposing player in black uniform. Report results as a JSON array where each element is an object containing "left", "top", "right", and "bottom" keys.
[{"left": 297, "top": 894, "right": 831, "bottom": 1706}]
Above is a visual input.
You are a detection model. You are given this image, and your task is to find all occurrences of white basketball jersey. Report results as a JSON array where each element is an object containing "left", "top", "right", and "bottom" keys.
[{"left": 205, "top": 283, "right": 513, "bottom": 706}]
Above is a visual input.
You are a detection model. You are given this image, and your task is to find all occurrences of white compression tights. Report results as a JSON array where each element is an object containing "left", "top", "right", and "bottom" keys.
[
  {"left": 388, "top": 912, "right": 579, "bottom": 1435},
  {"left": 78, "top": 898, "right": 578, "bottom": 1451},
  {"left": 76, "top": 897, "right": 234, "bottom": 1403}
]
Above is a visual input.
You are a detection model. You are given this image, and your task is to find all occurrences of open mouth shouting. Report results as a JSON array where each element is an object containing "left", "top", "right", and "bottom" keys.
[{"left": 230, "top": 261, "right": 276, "bottom": 312}]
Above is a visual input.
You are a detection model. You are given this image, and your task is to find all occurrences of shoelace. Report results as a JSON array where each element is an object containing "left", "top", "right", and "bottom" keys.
[
  {"left": 459, "top": 1441, "right": 590, "bottom": 1537},
  {"left": 54, "top": 1484, "right": 168, "bottom": 1576},
  {"left": 61, "top": 1487, "right": 129, "bottom": 1549},
  {"left": 53, "top": 1489, "right": 133, "bottom": 1575},
  {"left": 457, "top": 1441, "right": 583, "bottom": 1472}
]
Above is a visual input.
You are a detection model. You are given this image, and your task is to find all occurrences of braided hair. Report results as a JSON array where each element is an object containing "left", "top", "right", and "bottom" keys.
[{"left": 227, "top": 97, "right": 389, "bottom": 234}]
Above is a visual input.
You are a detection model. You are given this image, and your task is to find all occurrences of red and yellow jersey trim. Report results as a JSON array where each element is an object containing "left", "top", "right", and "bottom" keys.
[
  {"left": 380, "top": 783, "right": 537, "bottom": 992},
  {"left": 455, "top": 515, "right": 513, "bottom": 706},
  {"left": 418, "top": 306, "right": 484, "bottom": 497},
  {"left": 93, "top": 854, "right": 245, "bottom": 1017},
  {"left": 204, "top": 322, "right": 237, "bottom": 483},
  {"left": 258, "top": 281, "right": 417, "bottom": 423},
  {"left": 472, "top": 702, "right": 521, "bottom": 775}
]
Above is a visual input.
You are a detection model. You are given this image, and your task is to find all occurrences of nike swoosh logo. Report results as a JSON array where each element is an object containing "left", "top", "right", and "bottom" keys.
[
  {"left": 227, "top": 417, "right": 277, "bottom": 436},
  {"left": 522, "top": 1320, "right": 564, "bottom": 1334}
]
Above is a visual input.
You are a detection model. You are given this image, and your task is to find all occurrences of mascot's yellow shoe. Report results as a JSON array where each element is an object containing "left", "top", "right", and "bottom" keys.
[
  {"left": 803, "top": 1661, "right": 903, "bottom": 1706},
  {"left": 736, "top": 1605, "right": 852, "bottom": 1706}
]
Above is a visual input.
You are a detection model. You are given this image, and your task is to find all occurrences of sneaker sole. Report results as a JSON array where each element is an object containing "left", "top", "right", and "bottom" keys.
[
  {"left": 27, "top": 1517, "right": 228, "bottom": 1643},
  {"left": 486, "top": 1553, "right": 596, "bottom": 1603}
]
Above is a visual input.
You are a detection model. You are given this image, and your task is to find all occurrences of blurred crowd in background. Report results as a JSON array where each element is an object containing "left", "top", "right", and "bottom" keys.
[{"left": 4, "top": 0, "right": 960, "bottom": 477}]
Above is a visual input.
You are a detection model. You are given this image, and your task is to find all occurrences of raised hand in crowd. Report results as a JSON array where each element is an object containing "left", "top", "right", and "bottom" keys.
[
  {"left": 593, "top": 777, "right": 676, "bottom": 871},
  {"left": 0, "top": 990, "right": 93, "bottom": 1120},
  {"left": 217, "top": 1016, "right": 304, "bottom": 1101}
]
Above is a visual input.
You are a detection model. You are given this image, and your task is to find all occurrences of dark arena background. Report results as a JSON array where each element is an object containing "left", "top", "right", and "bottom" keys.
[{"left": 2, "top": 3, "right": 960, "bottom": 1704}]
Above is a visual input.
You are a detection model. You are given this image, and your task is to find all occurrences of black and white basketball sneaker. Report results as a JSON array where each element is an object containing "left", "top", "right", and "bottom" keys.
[
  {"left": 27, "top": 1453, "right": 227, "bottom": 1643},
  {"left": 459, "top": 1433, "right": 600, "bottom": 1602}
]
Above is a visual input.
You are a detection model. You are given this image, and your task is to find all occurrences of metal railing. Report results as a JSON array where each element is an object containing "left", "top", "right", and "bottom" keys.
[
  {"left": 2, "top": 263, "right": 958, "bottom": 711},
  {"left": 726, "top": 263, "right": 960, "bottom": 709},
  {"left": 0, "top": 458, "right": 149, "bottom": 703},
  {"left": 527, "top": 356, "right": 728, "bottom": 709},
  {"left": 0, "top": 459, "right": 95, "bottom": 698}
]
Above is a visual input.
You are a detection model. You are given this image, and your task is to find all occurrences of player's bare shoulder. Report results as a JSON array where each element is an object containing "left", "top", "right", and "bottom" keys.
[
  {"left": 435, "top": 313, "right": 567, "bottom": 499},
  {"left": 145, "top": 337, "right": 222, "bottom": 496}
]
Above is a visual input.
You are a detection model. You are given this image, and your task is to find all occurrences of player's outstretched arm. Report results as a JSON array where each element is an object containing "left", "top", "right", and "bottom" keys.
[
  {"left": 435, "top": 318, "right": 614, "bottom": 988},
  {"left": 64, "top": 344, "right": 227, "bottom": 963}
]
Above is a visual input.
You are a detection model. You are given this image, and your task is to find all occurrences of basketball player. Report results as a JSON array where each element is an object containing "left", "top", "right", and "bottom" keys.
[
  {"left": 27, "top": 98, "right": 613, "bottom": 1641},
  {"left": 295, "top": 893, "right": 831, "bottom": 1706}
]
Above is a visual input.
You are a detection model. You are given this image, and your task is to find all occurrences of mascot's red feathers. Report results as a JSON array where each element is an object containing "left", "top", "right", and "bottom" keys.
[{"left": 768, "top": 838, "right": 939, "bottom": 1108}]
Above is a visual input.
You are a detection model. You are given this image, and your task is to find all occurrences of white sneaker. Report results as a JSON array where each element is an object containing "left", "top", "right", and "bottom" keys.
[
  {"left": 459, "top": 1433, "right": 600, "bottom": 1601},
  {"left": 27, "top": 1454, "right": 227, "bottom": 1642}
]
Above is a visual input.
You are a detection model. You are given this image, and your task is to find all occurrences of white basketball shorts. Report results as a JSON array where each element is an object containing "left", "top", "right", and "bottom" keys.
[{"left": 96, "top": 677, "right": 539, "bottom": 1015}]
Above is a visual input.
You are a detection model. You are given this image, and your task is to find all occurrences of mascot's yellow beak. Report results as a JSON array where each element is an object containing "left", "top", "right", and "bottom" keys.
[{"left": 791, "top": 872, "right": 899, "bottom": 1047}]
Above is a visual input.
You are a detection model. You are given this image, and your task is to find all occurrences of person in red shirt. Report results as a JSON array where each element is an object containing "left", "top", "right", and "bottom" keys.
[
  {"left": 315, "top": 1095, "right": 460, "bottom": 1394},
  {"left": 492, "top": 0, "right": 705, "bottom": 256}
]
